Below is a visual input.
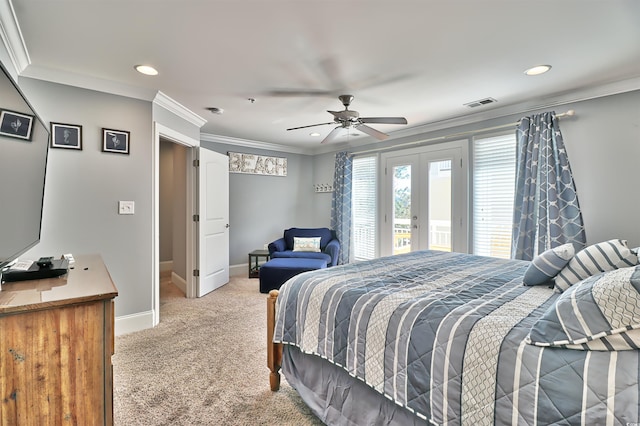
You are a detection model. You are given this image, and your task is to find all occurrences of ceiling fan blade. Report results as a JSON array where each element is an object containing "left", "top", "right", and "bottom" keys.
[
  {"left": 356, "top": 124, "right": 389, "bottom": 140},
  {"left": 266, "top": 89, "right": 336, "bottom": 98},
  {"left": 321, "top": 126, "right": 345, "bottom": 144},
  {"left": 286, "top": 122, "right": 335, "bottom": 131},
  {"left": 359, "top": 117, "right": 408, "bottom": 125}
]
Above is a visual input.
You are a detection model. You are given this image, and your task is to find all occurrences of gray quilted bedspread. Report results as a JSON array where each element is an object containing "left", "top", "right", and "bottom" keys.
[{"left": 273, "top": 250, "right": 640, "bottom": 425}]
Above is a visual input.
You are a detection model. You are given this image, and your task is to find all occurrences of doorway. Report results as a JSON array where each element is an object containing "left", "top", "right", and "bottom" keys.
[
  {"left": 380, "top": 141, "right": 468, "bottom": 257},
  {"left": 159, "top": 139, "right": 188, "bottom": 298},
  {"left": 153, "top": 123, "right": 199, "bottom": 326},
  {"left": 153, "top": 123, "right": 230, "bottom": 325}
]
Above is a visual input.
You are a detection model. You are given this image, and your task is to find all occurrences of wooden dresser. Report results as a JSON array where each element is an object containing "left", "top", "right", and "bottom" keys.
[{"left": 0, "top": 255, "right": 118, "bottom": 425}]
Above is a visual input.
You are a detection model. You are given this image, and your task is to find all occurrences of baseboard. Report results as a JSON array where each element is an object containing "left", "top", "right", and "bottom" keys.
[
  {"left": 159, "top": 260, "right": 173, "bottom": 276},
  {"left": 115, "top": 310, "right": 154, "bottom": 336},
  {"left": 171, "top": 271, "right": 187, "bottom": 294},
  {"left": 230, "top": 263, "right": 248, "bottom": 277}
]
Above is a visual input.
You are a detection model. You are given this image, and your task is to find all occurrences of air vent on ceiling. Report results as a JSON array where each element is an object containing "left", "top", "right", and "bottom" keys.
[{"left": 464, "top": 97, "right": 497, "bottom": 108}]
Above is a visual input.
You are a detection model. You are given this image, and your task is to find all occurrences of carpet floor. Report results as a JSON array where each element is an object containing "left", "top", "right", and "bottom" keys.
[{"left": 113, "top": 275, "right": 324, "bottom": 425}]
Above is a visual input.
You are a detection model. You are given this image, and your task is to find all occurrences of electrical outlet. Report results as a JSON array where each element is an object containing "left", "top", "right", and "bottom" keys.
[{"left": 118, "top": 201, "right": 135, "bottom": 215}]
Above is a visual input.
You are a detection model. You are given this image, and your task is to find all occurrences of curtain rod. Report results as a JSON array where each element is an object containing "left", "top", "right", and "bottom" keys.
[{"left": 354, "top": 109, "right": 576, "bottom": 156}]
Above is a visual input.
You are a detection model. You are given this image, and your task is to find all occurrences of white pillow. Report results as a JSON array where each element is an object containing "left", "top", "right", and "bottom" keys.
[
  {"left": 554, "top": 239, "right": 637, "bottom": 292},
  {"left": 292, "top": 237, "right": 321, "bottom": 252}
]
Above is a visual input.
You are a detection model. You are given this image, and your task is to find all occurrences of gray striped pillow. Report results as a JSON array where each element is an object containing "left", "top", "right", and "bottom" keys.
[
  {"left": 527, "top": 265, "right": 640, "bottom": 350},
  {"left": 523, "top": 243, "right": 575, "bottom": 286},
  {"left": 554, "top": 239, "right": 637, "bottom": 293}
]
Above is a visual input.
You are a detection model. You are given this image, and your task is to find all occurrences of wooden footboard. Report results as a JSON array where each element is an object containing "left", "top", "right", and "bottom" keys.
[{"left": 267, "top": 289, "right": 283, "bottom": 391}]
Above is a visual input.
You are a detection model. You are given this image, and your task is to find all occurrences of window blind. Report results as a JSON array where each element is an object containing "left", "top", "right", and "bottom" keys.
[
  {"left": 472, "top": 134, "right": 516, "bottom": 259},
  {"left": 352, "top": 156, "right": 377, "bottom": 261}
]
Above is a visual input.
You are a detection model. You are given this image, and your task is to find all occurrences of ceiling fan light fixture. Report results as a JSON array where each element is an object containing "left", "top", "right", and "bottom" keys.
[
  {"left": 524, "top": 65, "right": 551, "bottom": 76},
  {"left": 287, "top": 95, "right": 407, "bottom": 144},
  {"left": 134, "top": 64, "right": 158, "bottom": 76}
]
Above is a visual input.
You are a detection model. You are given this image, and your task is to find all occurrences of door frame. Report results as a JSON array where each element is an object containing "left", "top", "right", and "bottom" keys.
[
  {"left": 152, "top": 123, "right": 200, "bottom": 326},
  {"left": 380, "top": 140, "right": 469, "bottom": 257}
]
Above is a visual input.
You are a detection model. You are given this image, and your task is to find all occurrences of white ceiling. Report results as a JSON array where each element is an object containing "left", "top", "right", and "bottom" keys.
[{"left": 7, "top": 0, "right": 640, "bottom": 153}]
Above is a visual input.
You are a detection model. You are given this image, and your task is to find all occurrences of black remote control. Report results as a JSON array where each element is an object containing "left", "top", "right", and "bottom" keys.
[{"left": 37, "top": 256, "right": 54, "bottom": 268}]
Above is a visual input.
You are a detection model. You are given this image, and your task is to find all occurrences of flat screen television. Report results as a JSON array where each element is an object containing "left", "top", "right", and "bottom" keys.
[{"left": 0, "top": 61, "right": 49, "bottom": 270}]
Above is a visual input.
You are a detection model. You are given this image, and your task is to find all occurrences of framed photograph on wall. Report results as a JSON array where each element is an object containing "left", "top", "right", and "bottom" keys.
[
  {"left": 51, "top": 122, "right": 82, "bottom": 150},
  {"left": 0, "top": 109, "right": 34, "bottom": 141},
  {"left": 102, "top": 128, "right": 130, "bottom": 154}
]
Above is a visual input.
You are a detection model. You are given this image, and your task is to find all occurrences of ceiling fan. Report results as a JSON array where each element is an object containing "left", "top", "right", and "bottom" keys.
[{"left": 286, "top": 95, "right": 408, "bottom": 144}]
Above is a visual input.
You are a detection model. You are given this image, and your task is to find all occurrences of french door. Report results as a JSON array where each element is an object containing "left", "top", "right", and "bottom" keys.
[{"left": 381, "top": 142, "right": 467, "bottom": 256}]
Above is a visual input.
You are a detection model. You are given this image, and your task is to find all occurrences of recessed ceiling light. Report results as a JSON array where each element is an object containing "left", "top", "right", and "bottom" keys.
[
  {"left": 524, "top": 65, "right": 551, "bottom": 76},
  {"left": 135, "top": 65, "right": 158, "bottom": 76},
  {"left": 206, "top": 107, "right": 224, "bottom": 115}
]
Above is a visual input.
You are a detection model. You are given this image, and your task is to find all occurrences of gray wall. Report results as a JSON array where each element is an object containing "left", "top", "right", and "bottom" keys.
[
  {"left": 20, "top": 78, "right": 154, "bottom": 318},
  {"left": 310, "top": 151, "right": 336, "bottom": 226},
  {"left": 158, "top": 139, "right": 188, "bottom": 279},
  {"left": 171, "top": 143, "right": 188, "bottom": 279},
  {"left": 557, "top": 90, "right": 640, "bottom": 246},
  {"left": 159, "top": 141, "right": 174, "bottom": 262}
]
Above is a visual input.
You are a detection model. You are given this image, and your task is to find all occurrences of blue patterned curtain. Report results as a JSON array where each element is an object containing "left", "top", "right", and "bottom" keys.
[
  {"left": 331, "top": 152, "right": 353, "bottom": 265},
  {"left": 511, "top": 112, "right": 586, "bottom": 260}
]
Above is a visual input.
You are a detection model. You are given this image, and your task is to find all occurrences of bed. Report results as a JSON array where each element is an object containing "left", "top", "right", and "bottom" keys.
[{"left": 267, "top": 249, "right": 640, "bottom": 425}]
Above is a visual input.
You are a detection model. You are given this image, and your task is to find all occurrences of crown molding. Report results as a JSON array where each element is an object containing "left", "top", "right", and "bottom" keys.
[
  {"left": 389, "top": 75, "right": 640, "bottom": 141},
  {"left": 20, "top": 63, "right": 158, "bottom": 100},
  {"left": 153, "top": 91, "right": 207, "bottom": 128},
  {"left": 200, "top": 133, "right": 310, "bottom": 155},
  {"left": 0, "top": 0, "right": 29, "bottom": 76},
  {"left": 18, "top": 66, "right": 208, "bottom": 129},
  {"left": 204, "top": 75, "right": 640, "bottom": 157}
]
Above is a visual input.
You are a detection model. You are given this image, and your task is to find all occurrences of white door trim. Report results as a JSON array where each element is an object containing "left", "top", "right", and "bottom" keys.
[{"left": 152, "top": 123, "right": 200, "bottom": 325}]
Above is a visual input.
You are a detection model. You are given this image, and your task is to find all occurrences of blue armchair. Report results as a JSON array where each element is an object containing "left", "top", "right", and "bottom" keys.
[{"left": 268, "top": 227, "right": 340, "bottom": 267}]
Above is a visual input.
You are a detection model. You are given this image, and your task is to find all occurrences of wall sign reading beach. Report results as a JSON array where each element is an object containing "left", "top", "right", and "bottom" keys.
[{"left": 228, "top": 152, "right": 287, "bottom": 176}]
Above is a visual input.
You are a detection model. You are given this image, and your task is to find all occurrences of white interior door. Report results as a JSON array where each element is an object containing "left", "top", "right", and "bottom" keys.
[{"left": 197, "top": 147, "right": 229, "bottom": 297}]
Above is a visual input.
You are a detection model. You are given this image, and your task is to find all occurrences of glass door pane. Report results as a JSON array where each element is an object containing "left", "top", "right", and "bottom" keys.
[
  {"left": 392, "top": 164, "right": 412, "bottom": 255},
  {"left": 382, "top": 141, "right": 466, "bottom": 257},
  {"left": 427, "top": 160, "right": 452, "bottom": 251}
]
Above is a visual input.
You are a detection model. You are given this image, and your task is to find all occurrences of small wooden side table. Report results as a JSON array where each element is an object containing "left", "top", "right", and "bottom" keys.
[{"left": 248, "top": 249, "right": 271, "bottom": 278}]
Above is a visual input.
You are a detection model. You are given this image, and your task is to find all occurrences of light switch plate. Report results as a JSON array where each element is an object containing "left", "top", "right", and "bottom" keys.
[{"left": 118, "top": 200, "right": 135, "bottom": 215}]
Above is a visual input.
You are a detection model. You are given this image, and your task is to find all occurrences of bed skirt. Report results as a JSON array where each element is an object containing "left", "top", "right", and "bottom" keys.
[{"left": 283, "top": 345, "right": 426, "bottom": 425}]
